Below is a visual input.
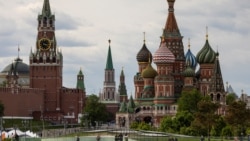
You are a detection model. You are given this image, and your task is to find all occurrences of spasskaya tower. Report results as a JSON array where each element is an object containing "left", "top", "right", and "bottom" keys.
[{"left": 29, "top": 0, "right": 63, "bottom": 111}]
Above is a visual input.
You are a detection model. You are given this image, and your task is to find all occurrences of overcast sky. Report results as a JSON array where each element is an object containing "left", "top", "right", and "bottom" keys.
[{"left": 0, "top": 0, "right": 249, "bottom": 96}]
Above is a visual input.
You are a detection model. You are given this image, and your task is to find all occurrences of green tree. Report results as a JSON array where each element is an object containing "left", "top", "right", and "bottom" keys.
[
  {"left": 177, "top": 89, "right": 202, "bottom": 113},
  {"left": 191, "top": 97, "right": 220, "bottom": 139},
  {"left": 212, "top": 116, "right": 226, "bottom": 136},
  {"left": 137, "top": 122, "right": 152, "bottom": 130},
  {"left": 82, "top": 94, "right": 108, "bottom": 127},
  {"left": 158, "top": 116, "right": 175, "bottom": 133},
  {"left": 171, "top": 111, "right": 194, "bottom": 133},
  {"left": 221, "top": 125, "right": 233, "bottom": 139},
  {"left": 224, "top": 100, "right": 250, "bottom": 136},
  {"left": 226, "top": 93, "right": 236, "bottom": 105}
]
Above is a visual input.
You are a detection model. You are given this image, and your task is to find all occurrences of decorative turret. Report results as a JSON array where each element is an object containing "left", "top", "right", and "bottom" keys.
[
  {"left": 76, "top": 68, "right": 85, "bottom": 91},
  {"left": 185, "top": 38, "right": 197, "bottom": 70},
  {"left": 196, "top": 28, "right": 216, "bottom": 64},
  {"left": 118, "top": 68, "right": 128, "bottom": 102},
  {"left": 209, "top": 52, "right": 225, "bottom": 92},
  {"left": 119, "top": 99, "right": 127, "bottom": 113},
  {"left": 127, "top": 95, "right": 135, "bottom": 113}
]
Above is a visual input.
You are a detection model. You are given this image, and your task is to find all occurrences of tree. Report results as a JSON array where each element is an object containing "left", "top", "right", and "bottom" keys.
[
  {"left": 82, "top": 94, "right": 108, "bottom": 127},
  {"left": 224, "top": 100, "right": 250, "bottom": 136},
  {"left": 172, "top": 111, "right": 194, "bottom": 133},
  {"left": 158, "top": 116, "right": 174, "bottom": 133},
  {"left": 191, "top": 97, "right": 220, "bottom": 139},
  {"left": 226, "top": 93, "right": 236, "bottom": 105},
  {"left": 177, "top": 89, "right": 202, "bottom": 113}
]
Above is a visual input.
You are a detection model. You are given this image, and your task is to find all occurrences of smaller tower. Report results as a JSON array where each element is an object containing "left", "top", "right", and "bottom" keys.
[
  {"left": 101, "top": 39, "right": 116, "bottom": 101},
  {"left": 196, "top": 27, "right": 216, "bottom": 96},
  {"left": 118, "top": 67, "right": 128, "bottom": 102},
  {"left": 76, "top": 68, "right": 85, "bottom": 91},
  {"left": 100, "top": 39, "right": 119, "bottom": 122},
  {"left": 134, "top": 32, "right": 152, "bottom": 100},
  {"left": 185, "top": 38, "right": 197, "bottom": 70}
]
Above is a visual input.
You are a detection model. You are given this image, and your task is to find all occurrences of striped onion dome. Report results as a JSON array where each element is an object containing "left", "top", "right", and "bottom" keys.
[
  {"left": 153, "top": 39, "right": 175, "bottom": 64},
  {"left": 185, "top": 39, "right": 197, "bottom": 69},
  {"left": 196, "top": 34, "right": 216, "bottom": 64}
]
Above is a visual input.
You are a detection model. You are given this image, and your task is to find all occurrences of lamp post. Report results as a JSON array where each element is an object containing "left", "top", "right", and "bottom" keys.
[
  {"left": 22, "top": 120, "right": 29, "bottom": 141},
  {"left": 0, "top": 117, "right": 3, "bottom": 141}
]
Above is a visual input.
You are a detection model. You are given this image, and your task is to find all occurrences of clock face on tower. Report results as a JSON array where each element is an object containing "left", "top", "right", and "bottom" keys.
[{"left": 39, "top": 38, "right": 51, "bottom": 50}]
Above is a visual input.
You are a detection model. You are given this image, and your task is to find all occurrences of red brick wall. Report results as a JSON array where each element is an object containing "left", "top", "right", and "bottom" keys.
[{"left": 0, "top": 88, "right": 44, "bottom": 117}]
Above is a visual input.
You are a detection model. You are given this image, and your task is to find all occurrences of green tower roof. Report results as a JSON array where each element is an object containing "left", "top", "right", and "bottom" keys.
[
  {"left": 105, "top": 40, "right": 114, "bottom": 70},
  {"left": 76, "top": 68, "right": 85, "bottom": 91}
]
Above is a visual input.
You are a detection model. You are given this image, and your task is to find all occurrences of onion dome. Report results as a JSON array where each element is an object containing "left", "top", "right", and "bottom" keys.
[
  {"left": 185, "top": 38, "right": 197, "bottom": 69},
  {"left": 141, "top": 62, "right": 157, "bottom": 78},
  {"left": 196, "top": 29, "right": 216, "bottom": 64},
  {"left": 1, "top": 57, "right": 29, "bottom": 75},
  {"left": 153, "top": 37, "right": 175, "bottom": 64},
  {"left": 182, "top": 64, "right": 195, "bottom": 77},
  {"left": 136, "top": 33, "right": 152, "bottom": 63}
]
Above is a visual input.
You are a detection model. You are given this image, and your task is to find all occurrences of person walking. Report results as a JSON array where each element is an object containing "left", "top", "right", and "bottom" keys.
[
  {"left": 76, "top": 135, "right": 80, "bottom": 141},
  {"left": 96, "top": 134, "right": 101, "bottom": 141}
]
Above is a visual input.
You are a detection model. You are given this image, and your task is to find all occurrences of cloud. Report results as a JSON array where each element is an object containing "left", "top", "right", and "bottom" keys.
[{"left": 0, "top": 0, "right": 250, "bottom": 96}]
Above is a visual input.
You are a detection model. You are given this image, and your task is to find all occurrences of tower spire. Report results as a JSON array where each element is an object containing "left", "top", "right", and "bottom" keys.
[
  {"left": 42, "top": 0, "right": 52, "bottom": 17},
  {"left": 106, "top": 39, "right": 114, "bottom": 69},
  {"left": 164, "top": 0, "right": 180, "bottom": 38}
]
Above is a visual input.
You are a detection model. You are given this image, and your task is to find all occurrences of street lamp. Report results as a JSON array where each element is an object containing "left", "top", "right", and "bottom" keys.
[
  {"left": 0, "top": 117, "right": 4, "bottom": 141},
  {"left": 22, "top": 120, "right": 29, "bottom": 141}
]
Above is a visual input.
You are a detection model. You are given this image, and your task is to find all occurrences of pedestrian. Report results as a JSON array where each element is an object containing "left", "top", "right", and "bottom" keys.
[
  {"left": 96, "top": 134, "right": 101, "bottom": 141},
  {"left": 76, "top": 135, "right": 80, "bottom": 141}
]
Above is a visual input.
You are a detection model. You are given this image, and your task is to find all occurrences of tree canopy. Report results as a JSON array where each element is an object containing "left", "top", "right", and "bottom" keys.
[
  {"left": 177, "top": 89, "right": 202, "bottom": 113},
  {"left": 82, "top": 94, "right": 109, "bottom": 126}
]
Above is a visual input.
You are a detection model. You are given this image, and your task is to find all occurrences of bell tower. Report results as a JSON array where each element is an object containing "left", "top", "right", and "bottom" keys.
[{"left": 29, "top": 0, "right": 63, "bottom": 111}]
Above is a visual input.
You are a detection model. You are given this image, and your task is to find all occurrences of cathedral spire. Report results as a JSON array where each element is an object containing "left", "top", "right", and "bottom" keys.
[
  {"left": 164, "top": 0, "right": 181, "bottom": 38},
  {"left": 42, "top": 0, "right": 52, "bottom": 17},
  {"left": 106, "top": 39, "right": 114, "bottom": 70},
  {"left": 209, "top": 52, "right": 225, "bottom": 92}
]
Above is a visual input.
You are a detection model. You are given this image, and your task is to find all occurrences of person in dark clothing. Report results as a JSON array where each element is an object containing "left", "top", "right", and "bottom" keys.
[{"left": 76, "top": 135, "right": 80, "bottom": 141}]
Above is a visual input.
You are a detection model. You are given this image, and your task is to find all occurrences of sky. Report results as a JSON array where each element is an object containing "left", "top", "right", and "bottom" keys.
[{"left": 0, "top": 0, "right": 249, "bottom": 97}]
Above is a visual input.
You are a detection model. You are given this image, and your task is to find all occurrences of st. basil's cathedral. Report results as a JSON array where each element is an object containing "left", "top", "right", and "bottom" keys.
[{"left": 115, "top": 0, "right": 227, "bottom": 127}]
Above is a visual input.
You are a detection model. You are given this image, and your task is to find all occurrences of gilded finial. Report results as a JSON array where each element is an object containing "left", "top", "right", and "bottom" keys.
[
  {"left": 161, "top": 28, "right": 165, "bottom": 42},
  {"left": 108, "top": 39, "right": 111, "bottom": 46},
  {"left": 143, "top": 32, "right": 146, "bottom": 44},
  {"left": 206, "top": 26, "right": 208, "bottom": 40},
  {"left": 188, "top": 38, "right": 190, "bottom": 49},
  {"left": 18, "top": 44, "right": 20, "bottom": 58}
]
